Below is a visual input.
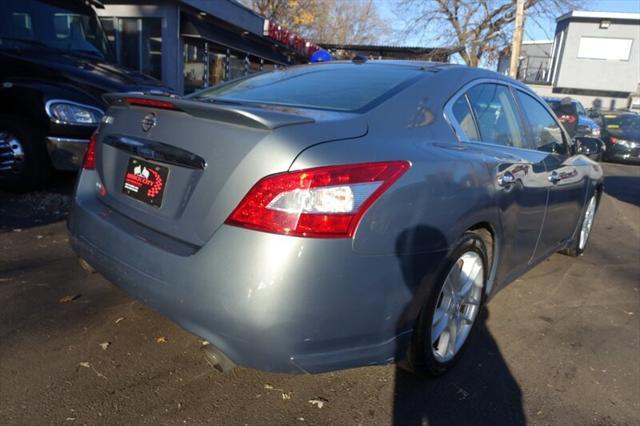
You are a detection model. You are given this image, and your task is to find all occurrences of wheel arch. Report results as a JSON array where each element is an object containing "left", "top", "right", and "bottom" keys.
[
  {"left": 467, "top": 222, "right": 499, "bottom": 296},
  {"left": 404, "top": 218, "right": 500, "bottom": 330},
  {"left": 595, "top": 181, "right": 604, "bottom": 202}
]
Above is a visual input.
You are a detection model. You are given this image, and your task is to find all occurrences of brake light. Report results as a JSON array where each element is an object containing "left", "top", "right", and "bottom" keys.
[
  {"left": 82, "top": 130, "right": 98, "bottom": 170},
  {"left": 124, "top": 97, "right": 178, "bottom": 110},
  {"left": 225, "top": 161, "right": 411, "bottom": 238},
  {"left": 559, "top": 115, "right": 577, "bottom": 123}
]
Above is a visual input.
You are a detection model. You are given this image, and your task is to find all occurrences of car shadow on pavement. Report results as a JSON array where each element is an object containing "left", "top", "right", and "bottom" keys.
[
  {"left": 392, "top": 310, "right": 525, "bottom": 426},
  {"left": 0, "top": 172, "right": 76, "bottom": 230},
  {"left": 393, "top": 225, "right": 525, "bottom": 425},
  {"left": 603, "top": 174, "right": 640, "bottom": 207}
]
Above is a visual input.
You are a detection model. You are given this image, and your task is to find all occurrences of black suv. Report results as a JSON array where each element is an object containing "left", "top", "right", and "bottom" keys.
[{"left": 0, "top": 0, "right": 168, "bottom": 191}]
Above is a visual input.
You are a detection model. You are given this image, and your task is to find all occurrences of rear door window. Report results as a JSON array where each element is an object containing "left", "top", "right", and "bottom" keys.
[
  {"left": 451, "top": 95, "right": 480, "bottom": 141},
  {"left": 466, "top": 84, "right": 526, "bottom": 148}
]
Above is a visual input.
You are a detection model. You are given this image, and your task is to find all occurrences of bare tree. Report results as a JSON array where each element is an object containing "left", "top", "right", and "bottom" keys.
[
  {"left": 305, "top": 0, "right": 390, "bottom": 45},
  {"left": 243, "top": 0, "right": 319, "bottom": 34},
  {"left": 395, "top": 0, "right": 584, "bottom": 66},
  {"left": 242, "top": 0, "right": 390, "bottom": 44}
]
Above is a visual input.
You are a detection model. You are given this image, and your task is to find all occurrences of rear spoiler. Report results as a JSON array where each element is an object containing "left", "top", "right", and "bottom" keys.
[{"left": 102, "top": 93, "right": 315, "bottom": 131}]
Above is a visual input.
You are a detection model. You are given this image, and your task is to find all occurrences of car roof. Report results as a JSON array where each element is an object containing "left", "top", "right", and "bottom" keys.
[
  {"left": 543, "top": 96, "right": 577, "bottom": 104},
  {"left": 315, "top": 59, "right": 531, "bottom": 90},
  {"left": 313, "top": 59, "right": 461, "bottom": 72},
  {"left": 600, "top": 110, "right": 638, "bottom": 115},
  {"left": 328, "top": 59, "right": 457, "bottom": 67}
]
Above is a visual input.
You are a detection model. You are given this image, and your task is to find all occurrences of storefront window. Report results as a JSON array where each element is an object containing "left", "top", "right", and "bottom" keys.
[
  {"left": 183, "top": 41, "right": 206, "bottom": 93},
  {"left": 228, "top": 50, "right": 245, "bottom": 80},
  {"left": 99, "top": 17, "right": 162, "bottom": 80},
  {"left": 120, "top": 18, "right": 139, "bottom": 72},
  {"left": 101, "top": 17, "right": 116, "bottom": 46},
  {"left": 182, "top": 39, "right": 285, "bottom": 93},
  {"left": 248, "top": 56, "right": 264, "bottom": 74},
  {"left": 141, "top": 19, "right": 161, "bottom": 79},
  {"left": 208, "top": 50, "right": 226, "bottom": 86},
  {"left": 262, "top": 62, "right": 276, "bottom": 73}
]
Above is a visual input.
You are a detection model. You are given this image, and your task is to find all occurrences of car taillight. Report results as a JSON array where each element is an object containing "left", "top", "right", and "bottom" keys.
[
  {"left": 225, "top": 161, "right": 411, "bottom": 238},
  {"left": 82, "top": 130, "right": 98, "bottom": 170},
  {"left": 559, "top": 115, "right": 577, "bottom": 123}
]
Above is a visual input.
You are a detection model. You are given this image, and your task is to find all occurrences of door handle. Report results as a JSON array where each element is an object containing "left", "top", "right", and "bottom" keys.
[
  {"left": 548, "top": 172, "right": 561, "bottom": 183},
  {"left": 498, "top": 172, "right": 516, "bottom": 187}
]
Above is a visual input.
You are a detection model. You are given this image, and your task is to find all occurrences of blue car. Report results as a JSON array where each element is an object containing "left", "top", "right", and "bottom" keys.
[{"left": 544, "top": 97, "right": 601, "bottom": 137}]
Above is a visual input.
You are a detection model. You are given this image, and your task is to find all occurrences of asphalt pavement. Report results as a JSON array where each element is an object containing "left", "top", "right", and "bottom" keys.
[{"left": 0, "top": 163, "right": 638, "bottom": 425}]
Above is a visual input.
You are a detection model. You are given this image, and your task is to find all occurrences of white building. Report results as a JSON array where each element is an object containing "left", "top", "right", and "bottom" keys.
[{"left": 502, "top": 11, "right": 640, "bottom": 110}]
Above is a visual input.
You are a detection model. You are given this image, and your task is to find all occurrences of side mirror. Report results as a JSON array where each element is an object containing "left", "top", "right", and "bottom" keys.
[{"left": 575, "top": 136, "right": 604, "bottom": 158}]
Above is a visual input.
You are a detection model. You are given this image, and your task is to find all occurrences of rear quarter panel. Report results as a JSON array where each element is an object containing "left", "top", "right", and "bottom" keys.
[{"left": 291, "top": 68, "right": 504, "bottom": 299}]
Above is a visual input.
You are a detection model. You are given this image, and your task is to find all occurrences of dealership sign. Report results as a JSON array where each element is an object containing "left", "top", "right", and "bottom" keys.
[{"left": 263, "top": 20, "right": 320, "bottom": 58}]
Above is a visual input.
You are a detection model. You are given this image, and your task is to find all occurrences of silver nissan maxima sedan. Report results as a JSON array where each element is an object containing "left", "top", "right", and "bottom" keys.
[{"left": 68, "top": 61, "right": 603, "bottom": 376}]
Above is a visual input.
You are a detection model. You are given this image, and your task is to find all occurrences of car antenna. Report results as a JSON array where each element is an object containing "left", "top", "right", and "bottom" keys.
[{"left": 352, "top": 54, "right": 367, "bottom": 64}]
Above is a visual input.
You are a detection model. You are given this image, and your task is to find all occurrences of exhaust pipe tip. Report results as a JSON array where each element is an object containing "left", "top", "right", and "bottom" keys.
[
  {"left": 202, "top": 343, "right": 236, "bottom": 373},
  {"left": 78, "top": 257, "right": 96, "bottom": 274}
]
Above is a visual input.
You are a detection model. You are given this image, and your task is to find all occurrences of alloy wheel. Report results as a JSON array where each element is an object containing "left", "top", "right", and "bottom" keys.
[
  {"left": 0, "top": 131, "right": 25, "bottom": 173},
  {"left": 431, "top": 251, "right": 484, "bottom": 362}
]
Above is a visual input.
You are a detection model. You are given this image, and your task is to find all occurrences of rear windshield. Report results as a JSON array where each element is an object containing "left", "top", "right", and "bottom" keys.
[
  {"left": 545, "top": 99, "right": 577, "bottom": 115},
  {"left": 190, "top": 64, "right": 424, "bottom": 112}
]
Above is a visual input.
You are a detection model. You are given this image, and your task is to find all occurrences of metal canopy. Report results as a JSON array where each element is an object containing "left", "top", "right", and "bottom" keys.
[{"left": 180, "top": 10, "right": 292, "bottom": 65}]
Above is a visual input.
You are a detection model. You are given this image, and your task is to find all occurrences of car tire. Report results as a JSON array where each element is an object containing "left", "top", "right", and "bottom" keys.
[
  {"left": 0, "top": 116, "right": 50, "bottom": 192},
  {"left": 404, "top": 231, "right": 488, "bottom": 377},
  {"left": 562, "top": 193, "right": 599, "bottom": 257}
]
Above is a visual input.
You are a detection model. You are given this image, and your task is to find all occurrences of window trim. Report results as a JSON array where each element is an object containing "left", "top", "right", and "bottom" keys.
[
  {"left": 444, "top": 78, "right": 571, "bottom": 155},
  {"left": 463, "top": 94, "right": 481, "bottom": 139}
]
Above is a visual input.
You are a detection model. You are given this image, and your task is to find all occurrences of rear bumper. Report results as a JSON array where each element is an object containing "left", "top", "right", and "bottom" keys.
[
  {"left": 68, "top": 171, "right": 445, "bottom": 373},
  {"left": 46, "top": 136, "right": 89, "bottom": 170}
]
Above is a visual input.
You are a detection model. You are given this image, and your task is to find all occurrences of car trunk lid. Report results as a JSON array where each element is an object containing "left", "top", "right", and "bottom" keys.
[{"left": 94, "top": 95, "right": 367, "bottom": 246}]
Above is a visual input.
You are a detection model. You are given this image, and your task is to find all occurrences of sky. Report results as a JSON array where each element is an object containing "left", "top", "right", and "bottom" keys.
[{"left": 376, "top": 0, "right": 640, "bottom": 46}]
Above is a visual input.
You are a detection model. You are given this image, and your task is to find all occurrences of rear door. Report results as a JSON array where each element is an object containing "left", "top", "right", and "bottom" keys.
[
  {"left": 449, "top": 82, "right": 549, "bottom": 283},
  {"left": 513, "top": 89, "right": 587, "bottom": 257}
]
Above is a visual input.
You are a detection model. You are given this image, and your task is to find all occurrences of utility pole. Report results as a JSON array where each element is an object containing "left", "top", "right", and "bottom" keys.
[{"left": 509, "top": 0, "right": 525, "bottom": 79}]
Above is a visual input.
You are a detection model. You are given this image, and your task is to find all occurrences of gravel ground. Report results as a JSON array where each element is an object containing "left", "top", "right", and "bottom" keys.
[
  {"left": 0, "top": 163, "right": 638, "bottom": 425},
  {"left": 0, "top": 173, "right": 74, "bottom": 231}
]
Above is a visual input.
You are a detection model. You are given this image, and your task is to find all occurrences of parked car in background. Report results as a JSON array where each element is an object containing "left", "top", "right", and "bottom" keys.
[
  {"left": 69, "top": 61, "right": 603, "bottom": 377},
  {"left": 544, "top": 96, "right": 601, "bottom": 138},
  {"left": 598, "top": 111, "right": 640, "bottom": 163},
  {"left": 0, "top": 0, "right": 169, "bottom": 191}
]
